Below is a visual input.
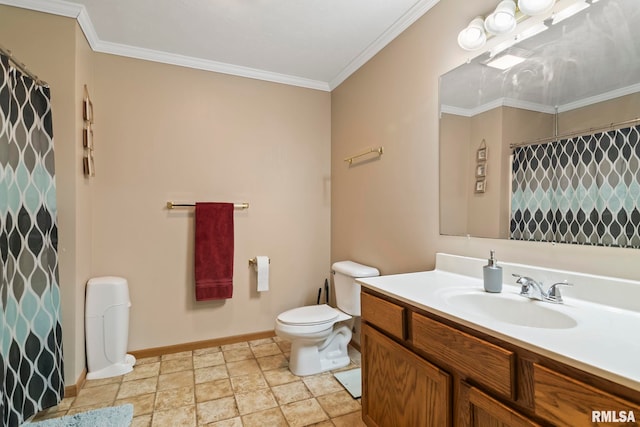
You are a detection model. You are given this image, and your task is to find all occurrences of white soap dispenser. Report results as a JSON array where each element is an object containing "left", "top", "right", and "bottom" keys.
[{"left": 483, "top": 250, "right": 503, "bottom": 293}]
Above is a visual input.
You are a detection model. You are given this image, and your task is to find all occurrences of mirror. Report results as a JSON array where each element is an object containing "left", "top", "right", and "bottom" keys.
[{"left": 439, "top": 0, "right": 640, "bottom": 243}]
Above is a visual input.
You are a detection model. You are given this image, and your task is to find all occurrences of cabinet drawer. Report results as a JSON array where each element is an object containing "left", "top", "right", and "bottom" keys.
[
  {"left": 412, "top": 312, "right": 515, "bottom": 399},
  {"left": 361, "top": 292, "right": 405, "bottom": 340},
  {"left": 534, "top": 363, "right": 640, "bottom": 427}
]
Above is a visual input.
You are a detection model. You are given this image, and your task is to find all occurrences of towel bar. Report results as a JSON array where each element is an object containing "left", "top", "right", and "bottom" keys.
[
  {"left": 166, "top": 201, "right": 249, "bottom": 210},
  {"left": 344, "top": 146, "right": 384, "bottom": 165}
]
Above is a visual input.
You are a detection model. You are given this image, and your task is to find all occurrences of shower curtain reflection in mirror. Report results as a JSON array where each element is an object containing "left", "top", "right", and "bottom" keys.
[
  {"left": 510, "top": 125, "right": 640, "bottom": 248},
  {"left": 0, "top": 54, "right": 64, "bottom": 426}
]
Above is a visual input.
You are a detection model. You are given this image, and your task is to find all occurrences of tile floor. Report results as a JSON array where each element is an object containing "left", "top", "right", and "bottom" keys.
[{"left": 32, "top": 336, "right": 366, "bottom": 427}]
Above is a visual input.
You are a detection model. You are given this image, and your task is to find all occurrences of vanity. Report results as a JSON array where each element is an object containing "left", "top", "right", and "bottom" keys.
[{"left": 357, "top": 253, "right": 640, "bottom": 427}]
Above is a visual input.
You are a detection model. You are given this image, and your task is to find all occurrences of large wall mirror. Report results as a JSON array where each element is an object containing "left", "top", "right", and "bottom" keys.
[{"left": 439, "top": 0, "right": 640, "bottom": 248}]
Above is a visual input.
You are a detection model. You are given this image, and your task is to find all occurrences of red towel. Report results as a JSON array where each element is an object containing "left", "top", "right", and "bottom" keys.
[{"left": 195, "top": 202, "right": 234, "bottom": 300}]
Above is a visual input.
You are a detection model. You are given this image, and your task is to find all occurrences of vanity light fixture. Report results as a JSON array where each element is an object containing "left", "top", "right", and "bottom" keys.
[
  {"left": 517, "top": 0, "right": 556, "bottom": 16},
  {"left": 458, "top": 17, "right": 487, "bottom": 51},
  {"left": 457, "top": 0, "right": 589, "bottom": 52},
  {"left": 484, "top": 0, "right": 518, "bottom": 35}
]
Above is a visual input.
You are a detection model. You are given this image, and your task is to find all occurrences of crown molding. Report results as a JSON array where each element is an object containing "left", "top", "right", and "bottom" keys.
[
  {"left": 556, "top": 82, "right": 640, "bottom": 113},
  {"left": 90, "top": 40, "right": 331, "bottom": 91},
  {"left": 0, "top": 0, "right": 81, "bottom": 17},
  {"left": 441, "top": 81, "right": 640, "bottom": 118},
  {"left": 75, "top": 4, "right": 99, "bottom": 49},
  {"left": 329, "top": 0, "right": 440, "bottom": 90},
  {"left": 441, "top": 98, "right": 555, "bottom": 117}
]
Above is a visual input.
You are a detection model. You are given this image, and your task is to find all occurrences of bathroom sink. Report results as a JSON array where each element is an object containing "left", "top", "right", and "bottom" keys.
[{"left": 444, "top": 291, "right": 578, "bottom": 329}]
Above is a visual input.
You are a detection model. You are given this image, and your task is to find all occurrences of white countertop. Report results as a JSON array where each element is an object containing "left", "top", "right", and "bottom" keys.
[{"left": 357, "top": 260, "right": 640, "bottom": 392}]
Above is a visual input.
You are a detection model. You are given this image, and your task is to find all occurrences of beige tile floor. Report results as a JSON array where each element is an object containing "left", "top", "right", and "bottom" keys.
[{"left": 33, "top": 337, "right": 366, "bottom": 427}]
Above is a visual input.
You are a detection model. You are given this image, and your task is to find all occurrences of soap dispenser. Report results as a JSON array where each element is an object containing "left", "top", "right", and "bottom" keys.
[{"left": 483, "top": 250, "right": 503, "bottom": 293}]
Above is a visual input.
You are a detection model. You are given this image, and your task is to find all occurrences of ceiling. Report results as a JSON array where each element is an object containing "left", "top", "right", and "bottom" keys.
[
  {"left": 1, "top": 0, "right": 440, "bottom": 91},
  {"left": 440, "top": 0, "right": 640, "bottom": 115}
]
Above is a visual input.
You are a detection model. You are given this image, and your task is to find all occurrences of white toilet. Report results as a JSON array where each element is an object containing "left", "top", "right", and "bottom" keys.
[{"left": 275, "top": 261, "right": 379, "bottom": 376}]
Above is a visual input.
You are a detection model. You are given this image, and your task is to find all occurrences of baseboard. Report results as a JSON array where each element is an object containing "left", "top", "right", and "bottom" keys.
[
  {"left": 65, "top": 368, "right": 86, "bottom": 398},
  {"left": 66, "top": 331, "right": 275, "bottom": 396},
  {"left": 129, "top": 330, "right": 276, "bottom": 359}
]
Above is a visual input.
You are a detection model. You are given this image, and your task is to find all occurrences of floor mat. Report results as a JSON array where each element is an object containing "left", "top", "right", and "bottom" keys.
[
  {"left": 23, "top": 404, "right": 133, "bottom": 427},
  {"left": 334, "top": 367, "right": 362, "bottom": 399}
]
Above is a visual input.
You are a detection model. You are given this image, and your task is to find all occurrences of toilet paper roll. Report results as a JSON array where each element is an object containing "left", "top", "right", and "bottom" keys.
[{"left": 256, "top": 256, "right": 270, "bottom": 292}]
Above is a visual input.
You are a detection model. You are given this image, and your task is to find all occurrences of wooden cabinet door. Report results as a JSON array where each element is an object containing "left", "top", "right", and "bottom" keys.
[
  {"left": 458, "top": 382, "right": 540, "bottom": 427},
  {"left": 533, "top": 363, "right": 640, "bottom": 427},
  {"left": 361, "top": 323, "right": 451, "bottom": 427}
]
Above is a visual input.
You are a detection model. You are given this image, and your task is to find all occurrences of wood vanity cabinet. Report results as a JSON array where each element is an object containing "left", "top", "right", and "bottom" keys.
[
  {"left": 361, "top": 323, "right": 451, "bottom": 427},
  {"left": 360, "top": 289, "right": 640, "bottom": 427}
]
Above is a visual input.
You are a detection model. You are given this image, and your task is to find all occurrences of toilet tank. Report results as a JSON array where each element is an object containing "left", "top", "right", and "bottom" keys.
[{"left": 332, "top": 261, "right": 379, "bottom": 316}]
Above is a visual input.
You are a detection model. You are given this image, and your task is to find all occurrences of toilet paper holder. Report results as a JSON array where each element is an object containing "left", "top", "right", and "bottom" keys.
[{"left": 248, "top": 257, "right": 270, "bottom": 267}]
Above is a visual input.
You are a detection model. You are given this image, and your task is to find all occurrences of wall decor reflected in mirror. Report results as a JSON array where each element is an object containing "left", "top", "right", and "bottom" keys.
[
  {"left": 83, "top": 84, "right": 95, "bottom": 177},
  {"left": 475, "top": 179, "right": 486, "bottom": 194},
  {"left": 439, "top": 0, "right": 640, "bottom": 248},
  {"left": 476, "top": 140, "right": 487, "bottom": 162}
]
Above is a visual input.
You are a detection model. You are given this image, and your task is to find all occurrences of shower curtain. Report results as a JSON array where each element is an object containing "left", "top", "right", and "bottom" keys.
[
  {"left": 0, "top": 54, "right": 64, "bottom": 426},
  {"left": 510, "top": 125, "right": 640, "bottom": 248}
]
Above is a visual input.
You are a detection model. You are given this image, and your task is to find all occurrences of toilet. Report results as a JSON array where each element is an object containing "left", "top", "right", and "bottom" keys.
[{"left": 275, "top": 261, "right": 379, "bottom": 376}]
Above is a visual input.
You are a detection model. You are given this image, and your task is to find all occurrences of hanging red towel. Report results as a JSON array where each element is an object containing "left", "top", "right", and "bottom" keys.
[{"left": 195, "top": 202, "right": 234, "bottom": 300}]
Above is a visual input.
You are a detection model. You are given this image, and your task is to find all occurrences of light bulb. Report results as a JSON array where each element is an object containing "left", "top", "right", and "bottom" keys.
[
  {"left": 485, "top": 0, "right": 517, "bottom": 35},
  {"left": 518, "top": 0, "right": 556, "bottom": 16},
  {"left": 458, "top": 17, "right": 487, "bottom": 51}
]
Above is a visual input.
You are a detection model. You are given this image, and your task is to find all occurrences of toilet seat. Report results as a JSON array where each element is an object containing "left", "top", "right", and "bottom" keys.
[
  {"left": 277, "top": 304, "right": 339, "bottom": 326},
  {"left": 276, "top": 304, "right": 351, "bottom": 336}
]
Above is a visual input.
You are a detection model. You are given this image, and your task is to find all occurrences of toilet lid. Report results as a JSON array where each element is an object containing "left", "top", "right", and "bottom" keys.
[{"left": 277, "top": 305, "right": 339, "bottom": 326}]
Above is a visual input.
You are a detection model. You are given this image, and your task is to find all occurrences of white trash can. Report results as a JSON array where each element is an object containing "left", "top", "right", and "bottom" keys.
[{"left": 85, "top": 276, "right": 136, "bottom": 379}]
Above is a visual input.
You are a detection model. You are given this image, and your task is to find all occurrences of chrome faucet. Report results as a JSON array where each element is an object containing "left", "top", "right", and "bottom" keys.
[{"left": 512, "top": 274, "right": 573, "bottom": 304}]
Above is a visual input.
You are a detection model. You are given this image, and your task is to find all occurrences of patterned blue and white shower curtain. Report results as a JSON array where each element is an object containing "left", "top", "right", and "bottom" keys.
[
  {"left": 510, "top": 125, "right": 640, "bottom": 248},
  {"left": 0, "top": 54, "right": 64, "bottom": 426}
]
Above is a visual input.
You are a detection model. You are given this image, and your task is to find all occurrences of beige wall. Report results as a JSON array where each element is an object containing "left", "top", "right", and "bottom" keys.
[
  {"left": 0, "top": 6, "right": 92, "bottom": 384},
  {"left": 439, "top": 113, "right": 470, "bottom": 235},
  {"left": 559, "top": 92, "right": 640, "bottom": 134},
  {"left": 332, "top": 0, "right": 640, "bottom": 280},
  {"left": 468, "top": 108, "right": 502, "bottom": 238},
  {"left": 90, "top": 54, "right": 331, "bottom": 351}
]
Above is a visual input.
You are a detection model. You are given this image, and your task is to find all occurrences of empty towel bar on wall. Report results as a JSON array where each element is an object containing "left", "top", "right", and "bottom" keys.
[
  {"left": 344, "top": 146, "right": 384, "bottom": 165},
  {"left": 166, "top": 201, "right": 249, "bottom": 210}
]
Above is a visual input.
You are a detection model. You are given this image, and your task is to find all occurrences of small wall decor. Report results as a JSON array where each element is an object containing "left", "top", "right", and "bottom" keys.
[
  {"left": 474, "top": 139, "right": 487, "bottom": 194},
  {"left": 476, "top": 139, "right": 488, "bottom": 161},
  {"left": 83, "top": 93, "right": 93, "bottom": 123},
  {"left": 82, "top": 84, "right": 95, "bottom": 177},
  {"left": 476, "top": 163, "right": 486, "bottom": 178},
  {"left": 82, "top": 123, "right": 93, "bottom": 149},
  {"left": 83, "top": 156, "right": 94, "bottom": 176}
]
